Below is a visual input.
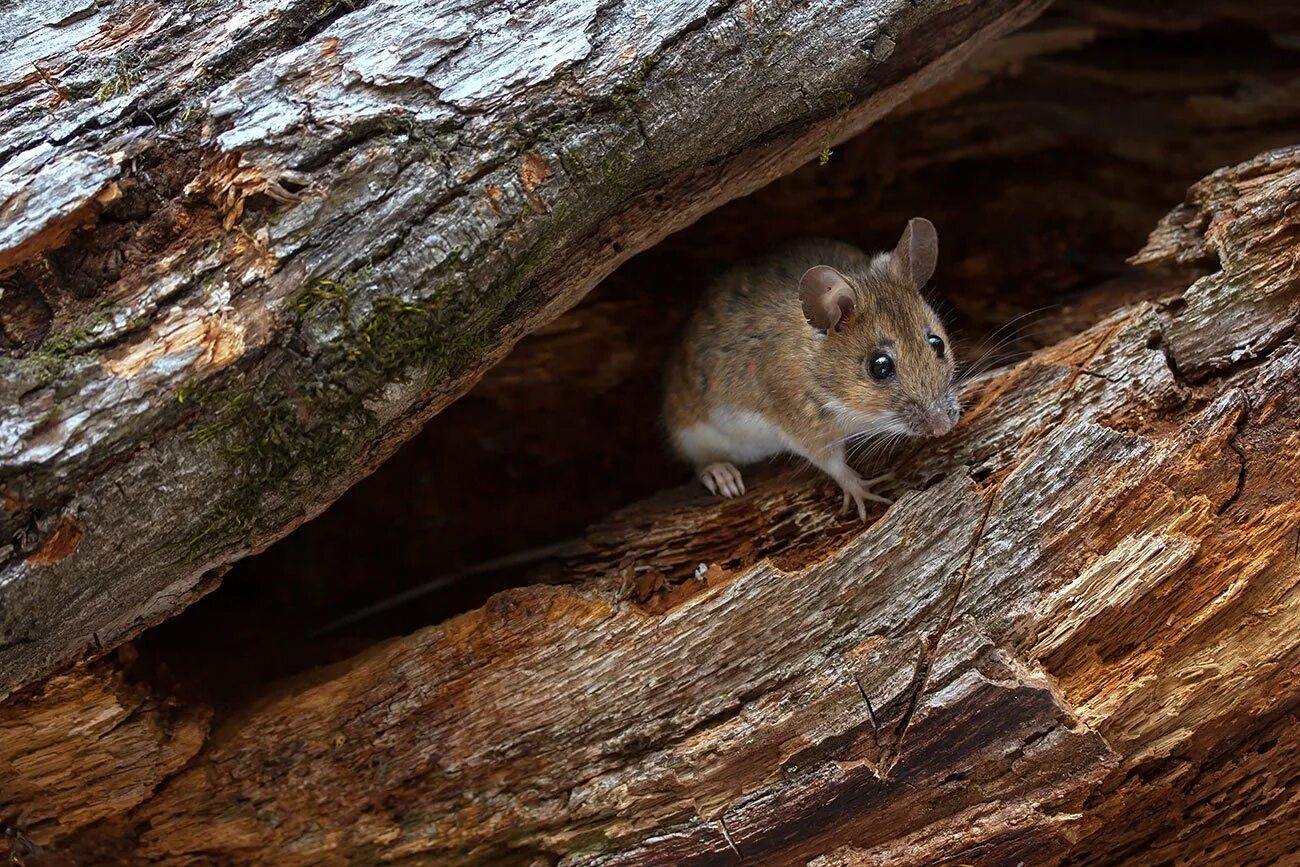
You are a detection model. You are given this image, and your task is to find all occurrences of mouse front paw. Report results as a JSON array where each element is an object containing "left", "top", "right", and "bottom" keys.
[
  {"left": 699, "top": 462, "right": 745, "bottom": 498},
  {"left": 835, "top": 470, "right": 893, "bottom": 521}
]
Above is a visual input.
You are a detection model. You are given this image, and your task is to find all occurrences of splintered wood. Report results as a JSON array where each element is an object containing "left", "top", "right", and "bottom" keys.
[{"left": 3, "top": 146, "right": 1294, "bottom": 865}]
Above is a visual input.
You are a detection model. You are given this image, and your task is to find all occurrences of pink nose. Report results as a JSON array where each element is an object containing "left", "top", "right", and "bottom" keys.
[{"left": 926, "top": 412, "right": 955, "bottom": 437}]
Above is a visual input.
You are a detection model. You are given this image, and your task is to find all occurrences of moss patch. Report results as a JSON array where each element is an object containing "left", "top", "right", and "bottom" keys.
[
  {"left": 762, "top": 30, "right": 792, "bottom": 57},
  {"left": 20, "top": 315, "right": 112, "bottom": 381},
  {"left": 610, "top": 53, "right": 662, "bottom": 109},
  {"left": 96, "top": 51, "right": 146, "bottom": 103},
  {"left": 181, "top": 257, "right": 523, "bottom": 558}
]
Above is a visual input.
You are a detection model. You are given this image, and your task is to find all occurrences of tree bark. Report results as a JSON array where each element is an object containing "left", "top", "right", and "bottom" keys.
[{"left": 0, "top": 0, "right": 1048, "bottom": 697}]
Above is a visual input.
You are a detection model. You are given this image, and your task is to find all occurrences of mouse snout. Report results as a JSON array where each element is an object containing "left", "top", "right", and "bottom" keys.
[
  {"left": 907, "top": 395, "right": 961, "bottom": 438},
  {"left": 921, "top": 410, "right": 954, "bottom": 437}
]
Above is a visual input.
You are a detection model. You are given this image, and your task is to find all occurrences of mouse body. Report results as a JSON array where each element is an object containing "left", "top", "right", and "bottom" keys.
[{"left": 663, "top": 218, "right": 960, "bottom": 518}]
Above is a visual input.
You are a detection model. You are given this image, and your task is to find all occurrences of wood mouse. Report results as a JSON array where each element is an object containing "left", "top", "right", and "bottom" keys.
[{"left": 663, "top": 218, "right": 960, "bottom": 519}]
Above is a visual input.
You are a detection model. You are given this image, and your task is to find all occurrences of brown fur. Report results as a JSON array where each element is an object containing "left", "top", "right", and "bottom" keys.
[{"left": 663, "top": 226, "right": 959, "bottom": 513}]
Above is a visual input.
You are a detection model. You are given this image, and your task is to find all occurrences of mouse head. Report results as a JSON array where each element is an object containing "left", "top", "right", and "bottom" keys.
[{"left": 800, "top": 218, "right": 960, "bottom": 439}]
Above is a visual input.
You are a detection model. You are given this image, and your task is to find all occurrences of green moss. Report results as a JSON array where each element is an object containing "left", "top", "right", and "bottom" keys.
[
  {"left": 564, "top": 149, "right": 593, "bottom": 181},
  {"left": 175, "top": 382, "right": 210, "bottom": 405},
  {"left": 96, "top": 51, "right": 145, "bottom": 102},
  {"left": 290, "top": 275, "right": 355, "bottom": 319},
  {"left": 182, "top": 253, "right": 524, "bottom": 558},
  {"left": 610, "top": 53, "right": 661, "bottom": 108},
  {"left": 762, "top": 30, "right": 792, "bottom": 56},
  {"left": 317, "top": 0, "right": 358, "bottom": 14},
  {"left": 566, "top": 143, "right": 637, "bottom": 190},
  {"left": 518, "top": 120, "right": 561, "bottom": 151},
  {"left": 601, "top": 147, "right": 635, "bottom": 188},
  {"left": 182, "top": 382, "right": 359, "bottom": 556},
  {"left": 379, "top": 112, "right": 440, "bottom": 162},
  {"left": 22, "top": 315, "right": 111, "bottom": 381},
  {"left": 441, "top": 245, "right": 464, "bottom": 274},
  {"left": 815, "top": 88, "right": 854, "bottom": 168}
]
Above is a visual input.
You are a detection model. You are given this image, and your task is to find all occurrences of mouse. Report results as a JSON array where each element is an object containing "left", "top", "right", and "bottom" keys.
[{"left": 663, "top": 218, "right": 960, "bottom": 519}]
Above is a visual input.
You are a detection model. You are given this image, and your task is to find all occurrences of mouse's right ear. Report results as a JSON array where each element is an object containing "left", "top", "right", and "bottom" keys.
[
  {"left": 891, "top": 217, "right": 939, "bottom": 289},
  {"left": 800, "top": 265, "right": 856, "bottom": 333}
]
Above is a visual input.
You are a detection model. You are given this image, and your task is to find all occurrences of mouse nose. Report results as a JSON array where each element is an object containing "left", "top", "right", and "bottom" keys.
[
  {"left": 924, "top": 410, "right": 955, "bottom": 437},
  {"left": 912, "top": 400, "right": 959, "bottom": 437}
]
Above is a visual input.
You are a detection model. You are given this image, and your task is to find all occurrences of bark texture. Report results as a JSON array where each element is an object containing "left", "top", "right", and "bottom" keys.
[
  {"left": 0, "top": 656, "right": 209, "bottom": 844},
  {"left": 5, "top": 144, "right": 1297, "bottom": 865},
  {"left": 0, "top": 0, "right": 1047, "bottom": 696}
]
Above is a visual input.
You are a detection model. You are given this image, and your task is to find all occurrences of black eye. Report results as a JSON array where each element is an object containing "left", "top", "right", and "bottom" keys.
[
  {"left": 868, "top": 353, "right": 894, "bottom": 381},
  {"left": 928, "top": 334, "right": 945, "bottom": 358}
]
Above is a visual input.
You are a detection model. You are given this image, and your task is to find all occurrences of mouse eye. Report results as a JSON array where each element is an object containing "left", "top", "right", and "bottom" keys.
[
  {"left": 928, "top": 334, "right": 945, "bottom": 358},
  {"left": 868, "top": 353, "right": 894, "bottom": 381}
]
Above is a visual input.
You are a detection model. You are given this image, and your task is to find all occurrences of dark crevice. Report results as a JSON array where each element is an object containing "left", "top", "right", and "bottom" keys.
[
  {"left": 855, "top": 673, "right": 881, "bottom": 743},
  {"left": 3, "top": 8, "right": 1296, "bottom": 863},
  {"left": 1, "top": 141, "right": 208, "bottom": 357},
  {"left": 1076, "top": 367, "right": 1123, "bottom": 384},
  {"left": 1216, "top": 391, "right": 1252, "bottom": 517},
  {"left": 717, "top": 815, "right": 743, "bottom": 862},
  {"left": 1146, "top": 327, "right": 1182, "bottom": 379}
]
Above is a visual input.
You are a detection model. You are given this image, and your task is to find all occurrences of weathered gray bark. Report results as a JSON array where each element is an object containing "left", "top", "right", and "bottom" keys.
[{"left": 0, "top": 0, "right": 1048, "bottom": 695}]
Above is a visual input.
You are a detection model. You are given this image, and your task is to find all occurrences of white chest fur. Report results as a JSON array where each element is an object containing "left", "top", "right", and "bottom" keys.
[{"left": 673, "top": 406, "right": 806, "bottom": 465}]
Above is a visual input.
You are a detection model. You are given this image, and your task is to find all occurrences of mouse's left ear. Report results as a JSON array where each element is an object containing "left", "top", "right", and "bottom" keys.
[
  {"left": 800, "top": 265, "right": 856, "bottom": 333},
  {"left": 891, "top": 217, "right": 938, "bottom": 289}
]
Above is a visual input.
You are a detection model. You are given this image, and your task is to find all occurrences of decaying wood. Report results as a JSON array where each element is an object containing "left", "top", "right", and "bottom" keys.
[
  {"left": 4, "top": 1, "right": 1300, "bottom": 863},
  {"left": 5, "top": 144, "right": 1294, "bottom": 865},
  {"left": 192, "top": 5, "right": 1300, "bottom": 643},
  {"left": 0, "top": 655, "right": 208, "bottom": 843}
]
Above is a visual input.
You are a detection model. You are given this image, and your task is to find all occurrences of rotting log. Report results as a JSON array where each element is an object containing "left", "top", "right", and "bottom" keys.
[
  {"left": 7, "top": 145, "right": 1297, "bottom": 865},
  {"left": 0, "top": 0, "right": 1050, "bottom": 697},
  {"left": 0, "top": 654, "right": 209, "bottom": 845}
]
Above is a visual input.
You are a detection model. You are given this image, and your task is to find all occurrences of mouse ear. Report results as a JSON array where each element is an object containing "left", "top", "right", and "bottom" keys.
[
  {"left": 800, "top": 265, "right": 856, "bottom": 333},
  {"left": 890, "top": 217, "right": 938, "bottom": 289}
]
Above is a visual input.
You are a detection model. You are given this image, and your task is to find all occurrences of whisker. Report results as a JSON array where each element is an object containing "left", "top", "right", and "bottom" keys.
[
  {"left": 970, "top": 305, "right": 1060, "bottom": 345},
  {"left": 956, "top": 306, "right": 1061, "bottom": 367},
  {"left": 959, "top": 326, "right": 1051, "bottom": 367},
  {"left": 958, "top": 348, "right": 1037, "bottom": 384}
]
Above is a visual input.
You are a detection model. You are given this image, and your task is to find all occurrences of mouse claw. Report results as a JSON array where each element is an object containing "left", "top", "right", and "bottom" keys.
[
  {"left": 700, "top": 462, "right": 745, "bottom": 499},
  {"left": 849, "top": 491, "right": 867, "bottom": 521},
  {"left": 863, "top": 471, "right": 895, "bottom": 488},
  {"left": 833, "top": 470, "right": 892, "bottom": 521}
]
